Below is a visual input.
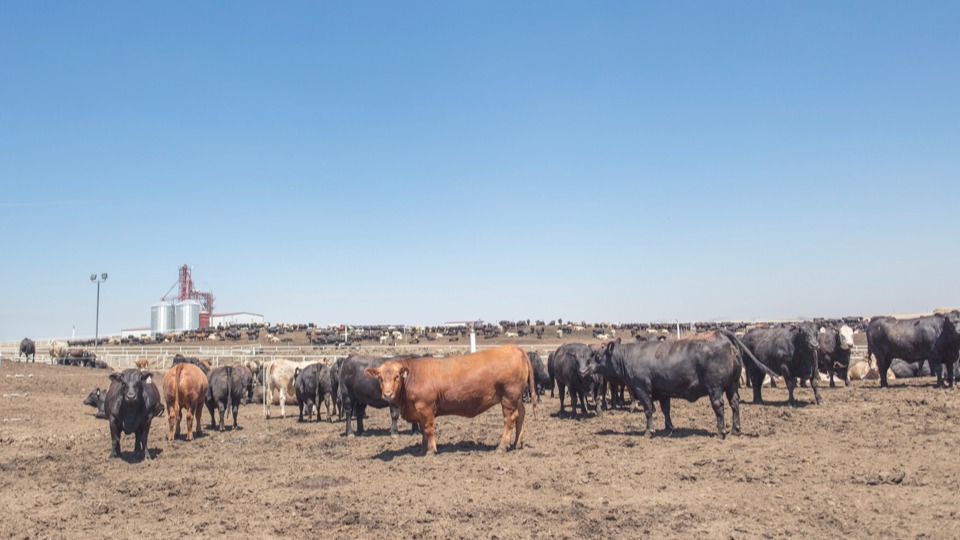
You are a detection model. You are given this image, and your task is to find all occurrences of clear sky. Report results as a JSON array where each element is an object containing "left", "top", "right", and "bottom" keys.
[{"left": 2, "top": 2, "right": 959, "bottom": 341}]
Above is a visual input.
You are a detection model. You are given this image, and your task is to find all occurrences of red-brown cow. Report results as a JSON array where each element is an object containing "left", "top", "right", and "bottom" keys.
[
  {"left": 364, "top": 345, "right": 536, "bottom": 455},
  {"left": 163, "top": 363, "right": 208, "bottom": 441}
]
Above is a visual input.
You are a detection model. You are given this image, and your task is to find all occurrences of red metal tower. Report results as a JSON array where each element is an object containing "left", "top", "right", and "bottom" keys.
[{"left": 163, "top": 264, "right": 216, "bottom": 315}]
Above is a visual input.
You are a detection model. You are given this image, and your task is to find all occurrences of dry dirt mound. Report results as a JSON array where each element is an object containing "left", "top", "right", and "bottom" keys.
[{"left": 1, "top": 359, "right": 959, "bottom": 538}]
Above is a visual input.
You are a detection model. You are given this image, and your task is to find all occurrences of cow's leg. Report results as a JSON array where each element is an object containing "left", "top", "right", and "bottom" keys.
[
  {"left": 185, "top": 407, "right": 195, "bottom": 441},
  {"left": 195, "top": 401, "right": 204, "bottom": 438},
  {"left": 513, "top": 399, "right": 526, "bottom": 450},
  {"left": 266, "top": 386, "right": 273, "bottom": 418},
  {"left": 419, "top": 411, "right": 437, "bottom": 454},
  {"left": 578, "top": 389, "right": 589, "bottom": 417},
  {"left": 356, "top": 403, "right": 367, "bottom": 435},
  {"left": 709, "top": 388, "right": 726, "bottom": 438},
  {"left": 634, "top": 386, "right": 655, "bottom": 437},
  {"left": 785, "top": 375, "right": 797, "bottom": 406},
  {"left": 207, "top": 400, "right": 217, "bottom": 429},
  {"left": 298, "top": 401, "right": 304, "bottom": 422},
  {"left": 139, "top": 424, "right": 152, "bottom": 460},
  {"left": 232, "top": 401, "right": 240, "bottom": 429},
  {"left": 557, "top": 383, "right": 567, "bottom": 416},
  {"left": 946, "top": 361, "right": 956, "bottom": 388},
  {"left": 659, "top": 398, "right": 673, "bottom": 434},
  {"left": 279, "top": 389, "right": 287, "bottom": 418},
  {"left": 218, "top": 402, "right": 226, "bottom": 432},
  {"left": 750, "top": 371, "right": 764, "bottom": 404},
  {"left": 809, "top": 370, "right": 823, "bottom": 404},
  {"left": 877, "top": 354, "right": 892, "bottom": 388},
  {"left": 343, "top": 396, "right": 355, "bottom": 437},
  {"left": 110, "top": 422, "right": 122, "bottom": 458},
  {"left": 828, "top": 365, "right": 837, "bottom": 388},
  {"left": 168, "top": 405, "right": 178, "bottom": 441},
  {"left": 388, "top": 404, "right": 400, "bottom": 438},
  {"left": 727, "top": 386, "right": 741, "bottom": 435},
  {"left": 498, "top": 400, "right": 519, "bottom": 452},
  {"left": 323, "top": 394, "right": 332, "bottom": 423}
]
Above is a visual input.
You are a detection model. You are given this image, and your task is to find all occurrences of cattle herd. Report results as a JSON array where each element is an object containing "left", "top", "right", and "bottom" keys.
[{"left": 13, "top": 310, "right": 960, "bottom": 461}]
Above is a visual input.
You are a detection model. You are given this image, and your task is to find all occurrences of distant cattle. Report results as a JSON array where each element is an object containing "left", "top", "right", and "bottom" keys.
[
  {"left": 171, "top": 354, "right": 210, "bottom": 376},
  {"left": 205, "top": 366, "right": 249, "bottom": 431},
  {"left": 18, "top": 338, "right": 36, "bottom": 362},
  {"left": 740, "top": 323, "right": 822, "bottom": 405},
  {"left": 866, "top": 311, "right": 960, "bottom": 388},
  {"left": 104, "top": 369, "right": 162, "bottom": 461},
  {"left": 364, "top": 345, "right": 535, "bottom": 455},
  {"left": 49, "top": 341, "right": 69, "bottom": 364},
  {"left": 163, "top": 363, "right": 208, "bottom": 441}
]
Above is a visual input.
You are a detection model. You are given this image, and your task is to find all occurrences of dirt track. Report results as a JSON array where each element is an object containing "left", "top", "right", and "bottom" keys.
[{"left": 1, "top": 358, "right": 959, "bottom": 539}]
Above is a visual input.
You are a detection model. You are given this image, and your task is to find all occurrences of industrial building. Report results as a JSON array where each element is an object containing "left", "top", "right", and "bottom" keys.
[
  {"left": 210, "top": 312, "right": 265, "bottom": 327},
  {"left": 149, "top": 264, "right": 262, "bottom": 335}
]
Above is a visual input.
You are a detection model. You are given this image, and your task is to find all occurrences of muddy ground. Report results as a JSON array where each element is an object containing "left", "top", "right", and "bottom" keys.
[{"left": 1, "top": 358, "right": 959, "bottom": 539}]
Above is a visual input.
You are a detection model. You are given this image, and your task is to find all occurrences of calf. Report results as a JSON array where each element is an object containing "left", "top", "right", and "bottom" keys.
[
  {"left": 163, "top": 363, "right": 208, "bottom": 441},
  {"left": 364, "top": 345, "right": 535, "bottom": 455},
  {"left": 205, "top": 366, "right": 249, "bottom": 431},
  {"left": 83, "top": 387, "right": 108, "bottom": 419},
  {"left": 105, "top": 369, "right": 162, "bottom": 460}
]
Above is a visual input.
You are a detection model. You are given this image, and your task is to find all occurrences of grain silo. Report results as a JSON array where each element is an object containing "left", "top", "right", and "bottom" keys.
[
  {"left": 175, "top": 299, "right": 201, "bottom": 332},
  {"left": 151, "top": 300, "right": 175, "bottom": 334}
]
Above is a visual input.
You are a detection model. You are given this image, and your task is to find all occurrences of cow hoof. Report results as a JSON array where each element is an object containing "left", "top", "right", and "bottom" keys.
[
  {"left": 644, "top": 431, "right": 653, "bottom": 439},
  {"left": 390, "top": 433, "right": 399, "bottom": 440},
  {"left": 717, "top": 432, "right": 726, "bottom": 440}
]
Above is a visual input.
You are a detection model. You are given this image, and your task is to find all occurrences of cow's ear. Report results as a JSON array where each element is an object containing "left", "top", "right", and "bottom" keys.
[
  {"left": 400, "top": 367, "right": 409, "bottom": 379},
  {"left": 109, "top": 372, "right": 121, "bottom": 383},
  {"left": 140, "top": 371, "right": 153, "bottom": 381},
  {"left": 364, "top": 367, "right": 380, "bottom": 379}
]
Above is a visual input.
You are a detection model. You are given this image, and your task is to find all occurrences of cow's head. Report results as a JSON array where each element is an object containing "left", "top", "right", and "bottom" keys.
[
  {"left": 83, "top": 388, "right": 102, "bottom": 408},
  {"left": 792, "top": 323, "right": 819, "bottom": 353},
  {"left": 588, "top": 338, "right": 621, "bottom": 375},
  {"left": 940, "top": 310, "right": 960, "bottom": 343},
  {"left": 838, "top": 325, "right": 855, "bottom": 351},
  {"left": 109, "top": 369, "right": 152, "bottom": 403},
  {"left": 364, "top": 360, "right": 407, "bottom": 403}
]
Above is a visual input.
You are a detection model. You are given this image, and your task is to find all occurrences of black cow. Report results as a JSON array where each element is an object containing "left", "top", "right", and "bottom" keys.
[
  {"left": 83, "top": 387, "right": 108, "bottom": 419},
  {"left": 172, "top": 354, "right": 210, "bottom": 376},
  {"left": 548, "top": 343, "right": 601, "bottom": 417},
  {"left": 587, "top": 331, "right": 777, "bottom": 438},
  {"left": 816, "top": 325, "right": 855, "bottom": 387},
  {"left": 294, "top": 363, "right": 337, "bottom": 423},
  {"left": 867, "top": 311, "right": 960, "bottom": 388},
  {"left": 741, "top": 323, "right": 822, "bottom": 405},
  {"left": 329, "top": 357, "right": 345, "bottom": 421},
  {"left": 527, "top": 351, "right": 550, "bottom": 402},
  {"left": 104, "top": 369, "right": 162, "bottom": 461},
  {"left": 205, "top": 366, "right": 249, "bottom": 431},
  {"left": 337, "top": 355, "right": 413, "bottom": 437},
  {"left": 889, "top": 358, "right": 932, "bottom": 378},
  {"left": 19, "top": 338, "right": 36, "bottom": 362}
]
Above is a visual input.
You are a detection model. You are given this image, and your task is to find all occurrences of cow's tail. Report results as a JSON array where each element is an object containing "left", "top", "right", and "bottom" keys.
[
  {"left": 225, "top": 365, "right": 234, "bottom": 413},
  {"left": 717, "top": 328, "right": 780, "bottom": 379},
  {"left": 524, "top": 349, "right": 537, "bottom": 418},
  {"left": 173, "top": 364, "right": 183, "bottom": 416}
]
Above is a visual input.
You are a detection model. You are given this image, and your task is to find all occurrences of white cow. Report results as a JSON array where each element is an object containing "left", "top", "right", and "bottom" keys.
[
  {"left": 266, "top": 359, "right": 305, "bottom": 418},
  {"left": 49, "top": 341, "right": 68, "bottom": 363}
]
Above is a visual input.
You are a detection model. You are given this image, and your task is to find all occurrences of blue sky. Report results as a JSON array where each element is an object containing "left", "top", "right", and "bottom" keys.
[{"left": 2, "top": 2, "right": 959, "bottom": 341}]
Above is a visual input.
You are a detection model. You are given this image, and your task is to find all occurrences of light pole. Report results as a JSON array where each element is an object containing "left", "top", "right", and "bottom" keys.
[{"left": 90, "top": 273, "right": 108, "bottom": 353}]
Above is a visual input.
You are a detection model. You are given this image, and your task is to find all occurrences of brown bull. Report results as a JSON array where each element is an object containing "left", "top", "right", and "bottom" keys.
[
  {"left": 163, "top": 363, "right": 208, "bottom": 441},
  {"left": 364, "top": 345, "right": 535, "bottom": 455}
]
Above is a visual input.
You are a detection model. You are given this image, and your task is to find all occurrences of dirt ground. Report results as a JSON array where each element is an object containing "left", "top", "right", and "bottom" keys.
[{"left": 1, "top": 357, "right": 959, "bottom": 540}]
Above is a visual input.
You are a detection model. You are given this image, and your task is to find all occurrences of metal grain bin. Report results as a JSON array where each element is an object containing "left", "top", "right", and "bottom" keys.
[
  {"left": 175, "top": 300, "right": 201, "bottom": 332},
  {"left": 151, "top": 301, "right": 175, "bottom": 335}
]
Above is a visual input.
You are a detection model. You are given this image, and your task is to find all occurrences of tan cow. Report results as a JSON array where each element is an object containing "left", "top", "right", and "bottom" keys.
[
  {"left": 365, "top": 345, "right": 535, "bottom": 455},
  {"left": 265, "top": 359, "right": 303, "bottom": 418},
  {"left": 163, "top": 363, "right": 208, "bottom": 441}
]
